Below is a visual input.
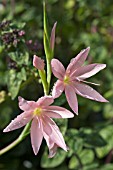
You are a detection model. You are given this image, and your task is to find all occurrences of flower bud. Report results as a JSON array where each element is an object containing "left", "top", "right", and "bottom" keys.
[{"left": 33, "top": 55, "right": 45, "bottom": 70}]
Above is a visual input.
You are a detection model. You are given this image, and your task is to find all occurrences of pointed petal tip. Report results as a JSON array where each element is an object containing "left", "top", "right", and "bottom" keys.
[
  {"left": 34, "top": 152, "right": 37, "bottom": 156},
  {"left": 3, "top": 128, "right": 7, "bottom": 132},
  {"left": 94, "top": 96, "right": 109, "bottom": 103},
  {"left": 3, "top": 127, "right": 10, "bottom": 133},
  {"left": 82, "top": 46, "right": 90, "bottom": 53},
  {"left": 32, "top": 145, "right": 39, "bottom": 155},
  {"left": 54, "top": 21, "right": 57, "bottom": 26},
  {"left": 102, "top": 64, "right": 106, "bottom": 69},
  {"left": 75, "top": 112, "right": 78, "bottom": 115},
  {"left": 85, "top": 46, "right": 90, "bottom": 52},
  {"left": 102, "top": 99, "right": 109, "bottom": 103},
  {"left": 71, "top": 113, "right": 75, "bottom": 117},
  {"left": 18, "top": 96, "right": 20, "bottom": 99},
  {"left": 64, "top": 147, "right": 68, "bottom": 152},
  {"left": 68, "top": 112, "right": 75, "bottom": 117},
  {"left": 87, "top": 46, "right": 90, "bottom": 50},
  {"left": 95, "top": 97, "right": 109, "bottom": 103},
  {"left": 18, "top": 96, "right": 23, "bottom": 102}
]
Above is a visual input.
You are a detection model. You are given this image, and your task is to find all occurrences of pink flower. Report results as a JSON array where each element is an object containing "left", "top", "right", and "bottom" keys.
[
  {"left": 33, "top": 55, "right": 45, "bottom": 70},
  {"left": 51, "top": 47, "right": 108, "bottom": 115},
  {"left": 3, "top": 96, "right": 74, "bottom": 157}
]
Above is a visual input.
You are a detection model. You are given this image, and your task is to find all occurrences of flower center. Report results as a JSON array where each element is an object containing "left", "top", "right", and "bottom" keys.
[
  {"left": 63, "top": 75, "right": 70, "bottom": 85},
  {"left": 33, "top": 107, "right": 42, "bottom": 116}
]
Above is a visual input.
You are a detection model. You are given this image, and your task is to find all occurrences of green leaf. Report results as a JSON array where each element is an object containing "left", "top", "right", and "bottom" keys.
[
  {"left": 103, "top": 103, "right": 113, "bottom": 119},
  {"left": 0, "top": 45, "right": 5, "bottom": 53},
  {"left": 9, "top": 51, "right": 29, "bottom": 66},
  {"left": 0, "top": 105, "right": 12, "bottom": 128},
  {"left": 100, "top": 164, "right": 113, "bottom": 170},
  {"left": 7, "top": 68, "right": 26, "bottom": 99},
  {"left": 68, "top": 156, "right": 79, "bottom": 169},
  {"left": 41, "top": 148, "right": 67, "bottom": 168},
  {"left": 43, "top": 2, "right": 50, "bottom": 41},
  {"left": 80, "top": 149, "right": 94, "bottom": 165},
  {"left": 10, "top": 22, "right": 26, "bottom": 29},
  {"left": 79, "top": 128, "right": 107, "bottom": 147},
  {"left": 68, "top": 149, "right": 95, "bottom": 169},
  {"left": 44, "top": 31, "right": 51, "bottom": 60},
  {"left": 0, "top": 72, "right": 7, "bottom": 86},
  {"left": 66, "top": 129, "right": 83, "bottom": 157},
  {"left": 0, "top": 90, "right": 6, "bottom": 103},
  {"left": 43, "top": 2, "right": 52, "bottom": 59},
  {"left": 84, "top": 133, "right": 107, "bottom": 148},
  {"left": 95, "top": 125, "right": 113, "bottom": 158},
  {"left": 82, "top": 163, "right": 99, "bottom": 170}
]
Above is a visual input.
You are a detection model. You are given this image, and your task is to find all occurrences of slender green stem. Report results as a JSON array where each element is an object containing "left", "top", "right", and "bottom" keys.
[
  {"left": 47, "top": 59, "right": 51, "bottom": 90},
  {"left": 0, "top": 137, "right": 21, "bottom": 156},
  {"left": 0, "top": 122, "right": 31, "bottom": 156},
  {"left": 39, "top": 70, "right": 48, "bottom": 95},
  {"left": 18, "top": 121, "right": 31, "bottom": 140}
]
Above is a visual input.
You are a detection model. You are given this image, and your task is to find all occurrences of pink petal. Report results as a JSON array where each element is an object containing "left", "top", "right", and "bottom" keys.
[
  {"left": 74, "top": 82, "right": 108, "bottom": 102},
  {"left": 43, "top": 132, "right": 54, "bottom": 149},
  {"left": 37, "top": 96, "right": 54, "bottom": 107},
  {"left": 48, "top": 144, "right": 58, "bottom": 158},
  {"left": 44, "top": 110, "right": 62, "bottom": 118},
  {"left": 66, "top": 47, "right": 90, "bottom": 74},
  {"left": 31, "top": 118, "right": 43, "bottom": 155},
  {"left": 33, "top": 55, "right": 45, "bottom": 70},
  {"left": 43, "top": 116, "right": 67, "bottom": 151},
  {"left": 43, "top": 132, "right": 57, "bottom": 158},
  {"left": 44, "top": 106, "right": 74, "bottom": 118},
  {"left": 42, "top": 116, "right": 52, "bottom": 135},
  {"left": 18, "top": 96, "right": 36, "bottom": 111},
  {"left": 3, "top": 111, "right": 32, "bottom": 132},
  {"left": 50, "top": 22, "right": 57, "bottom": 50},
  {"left": 65, "top": 85, "right": 78, "bottom": 114},
  {"left": 51, "top": 59, "right": 65, "bottom": 80},
  {"left": 52, "top": 80, "right": 64, "bottom": 98},
  {"left": 72, "top": 64, "right": 106, "bottom": 79}
]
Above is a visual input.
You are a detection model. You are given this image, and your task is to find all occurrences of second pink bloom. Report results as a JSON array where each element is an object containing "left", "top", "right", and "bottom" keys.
[
  {"left": 51, "top": 47, "right": 108, "bottom": 115},
  {"left": 3, "top": 96, "right": 74, "bottom": 157}
]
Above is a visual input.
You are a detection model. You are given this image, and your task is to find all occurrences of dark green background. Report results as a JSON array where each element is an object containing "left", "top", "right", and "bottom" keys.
[{"left": 0, "top": 0, "right": 113, "bottom": 169}]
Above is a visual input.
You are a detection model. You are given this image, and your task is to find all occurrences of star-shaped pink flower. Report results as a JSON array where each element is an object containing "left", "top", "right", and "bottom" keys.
[
  {"left": 3, "top": 96, "right": 74, "bottom": 157},
  {"left": 51, "top": 47, "right": 108, "bottom": 115}
]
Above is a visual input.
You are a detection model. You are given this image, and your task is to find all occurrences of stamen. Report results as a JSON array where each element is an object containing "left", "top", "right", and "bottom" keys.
[
  {"left": 33, "top": 108, "right": 42, "bottom": 116},
  {"left": 80, "top": 79, "right": 100, "bottom": 86},
  {"left": 64, "top": 75, "right": 70, "bottom": 85}
]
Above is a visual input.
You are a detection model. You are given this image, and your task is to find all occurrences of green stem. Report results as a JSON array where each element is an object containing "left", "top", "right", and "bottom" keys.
[
  {"left": 39, "top": 70, "right": 48, "bottom": 95},
  {"left": 0, "top": 122, "right": 31, "bottom": 156},
  {"left": 47, "top": 59, "right": 51, "bottom": 91}
]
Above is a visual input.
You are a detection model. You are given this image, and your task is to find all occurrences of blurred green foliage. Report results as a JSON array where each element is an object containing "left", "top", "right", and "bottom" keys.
[{"left": 0, "top": 0, "right": 113, "bottom": 169}]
